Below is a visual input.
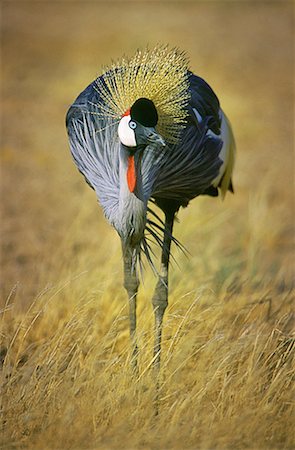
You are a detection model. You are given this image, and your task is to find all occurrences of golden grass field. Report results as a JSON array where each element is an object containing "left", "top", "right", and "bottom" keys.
[{"left": 1, "top": 2, "right": 294, "bottom": 449}]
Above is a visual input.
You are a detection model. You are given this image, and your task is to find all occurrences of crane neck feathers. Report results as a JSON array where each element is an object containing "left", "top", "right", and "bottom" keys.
[{"left": 117, "top": 147, "right": 146, "bottom": 246}]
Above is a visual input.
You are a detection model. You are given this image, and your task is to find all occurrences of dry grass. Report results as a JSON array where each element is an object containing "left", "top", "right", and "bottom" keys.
[{"left": 1, "top": 2, "right": 294, "bottom": 449}]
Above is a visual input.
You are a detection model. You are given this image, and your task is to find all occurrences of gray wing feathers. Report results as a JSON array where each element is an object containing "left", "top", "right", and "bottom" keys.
[
  {"left": 151, "top": 120, "right": 222, "bottom": 203},
  {"left": 68, "top": 114, "right": 120, "bottom": 224}
]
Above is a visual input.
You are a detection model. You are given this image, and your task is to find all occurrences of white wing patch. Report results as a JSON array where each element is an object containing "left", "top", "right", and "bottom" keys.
[{"left": 211, "top": 110, "right": 231, "bottom": 187}]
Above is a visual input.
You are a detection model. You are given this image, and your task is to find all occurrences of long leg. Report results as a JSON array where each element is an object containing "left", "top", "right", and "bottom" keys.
[
  {"left": 122, "top": 244, "right": 139, "bottom": 374},
  {"left": 152, "top": 210, "right": 175, "bottom": 371}
]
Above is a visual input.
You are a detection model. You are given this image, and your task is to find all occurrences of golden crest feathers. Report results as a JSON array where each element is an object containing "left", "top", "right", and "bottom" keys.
[{"left": 94, "top": 45, "right": 190, "bottom": 143}]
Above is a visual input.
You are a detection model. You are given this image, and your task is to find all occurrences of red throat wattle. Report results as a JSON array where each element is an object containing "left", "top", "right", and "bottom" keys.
[{"left": 127, "top": 155, "right": 136, "bottom": 192}]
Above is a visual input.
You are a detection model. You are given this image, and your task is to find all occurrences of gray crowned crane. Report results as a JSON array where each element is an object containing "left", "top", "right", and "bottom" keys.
[{"left": 66, "top": 46, "right": 235, "bottom": 373}]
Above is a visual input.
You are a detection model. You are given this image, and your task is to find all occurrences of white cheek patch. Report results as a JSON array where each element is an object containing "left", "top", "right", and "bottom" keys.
[{"left": 118, "top": 115, "right": 136, "bottom": 147}]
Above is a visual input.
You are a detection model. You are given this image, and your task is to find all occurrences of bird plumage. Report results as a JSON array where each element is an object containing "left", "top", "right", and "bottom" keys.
[
  {"left": 67, "top": 75, "right": 234, "bottom": 247},
  {"left": 66, "top": 45, "right": 235, "bottom": 374}
]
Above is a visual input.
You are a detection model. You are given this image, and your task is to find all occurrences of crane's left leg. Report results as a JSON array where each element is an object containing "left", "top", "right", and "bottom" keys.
[
  {"left": 122, "top": 246, "right": 139, "bottom": 375},
  {"left": 152, "top": 210, "right": 175, "bottom": 371}
]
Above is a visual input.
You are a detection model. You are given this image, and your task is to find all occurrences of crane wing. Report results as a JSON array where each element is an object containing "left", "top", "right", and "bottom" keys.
[
  {"left": 150, "top": 121, "right": 223, "bottom": 205},
  {"left": 150, "top": 73, "right": 235, "bottom": 205}
]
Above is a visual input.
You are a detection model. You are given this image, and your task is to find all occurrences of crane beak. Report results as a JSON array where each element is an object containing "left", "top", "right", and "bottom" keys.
[
  {"left": 135, "top": 126, "right": 165, "bottom": 148},
  {"left": 145, "top": 128, "right": 166, "bottom": 147}
]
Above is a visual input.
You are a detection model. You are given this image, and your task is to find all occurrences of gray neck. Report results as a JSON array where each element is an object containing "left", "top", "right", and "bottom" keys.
[{"left": 116, "top": 146, "right": 147, "bottom": 248}]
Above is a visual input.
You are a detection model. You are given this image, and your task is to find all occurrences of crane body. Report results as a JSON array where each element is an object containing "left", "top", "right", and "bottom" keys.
[{"left": 66, "top": 47, "right": 235, "bottom": 372}]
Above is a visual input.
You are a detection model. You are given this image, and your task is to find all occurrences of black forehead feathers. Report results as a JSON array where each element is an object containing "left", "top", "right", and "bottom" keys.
[{"left": 130, "top": 98, "right": 158, "bottom": 127}]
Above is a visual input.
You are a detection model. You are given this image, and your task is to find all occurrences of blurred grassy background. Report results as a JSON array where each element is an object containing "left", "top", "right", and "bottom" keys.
[
  {"left": 1, "top": 0, "right": 294, "bottom": 306},
  {"left": 1, "top": 2, "right": 294, "bottom": 449}
]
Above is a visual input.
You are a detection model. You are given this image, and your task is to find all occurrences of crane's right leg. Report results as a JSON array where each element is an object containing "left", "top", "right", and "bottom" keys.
[
  {"left": 151, "top": 210, "right": 175, "bottom": 415},
  {"left": 152, "top": 210, "right": 175, "bottom": 371},
  {"left": 122, "top": 246, "right": 139, "bottom": 375}
]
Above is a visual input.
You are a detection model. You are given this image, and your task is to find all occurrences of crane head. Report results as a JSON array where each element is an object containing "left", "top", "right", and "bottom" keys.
[
  {"left": 118, "top": 98, "right": 165, "bottom": 149},
  {"left": 117, "top": 98, "right": 165, "bottom": 194}
]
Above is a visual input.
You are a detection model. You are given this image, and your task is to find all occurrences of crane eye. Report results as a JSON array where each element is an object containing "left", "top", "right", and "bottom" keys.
[{"left": 129, "top": 120, "right": 137, "bottom": 130}]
